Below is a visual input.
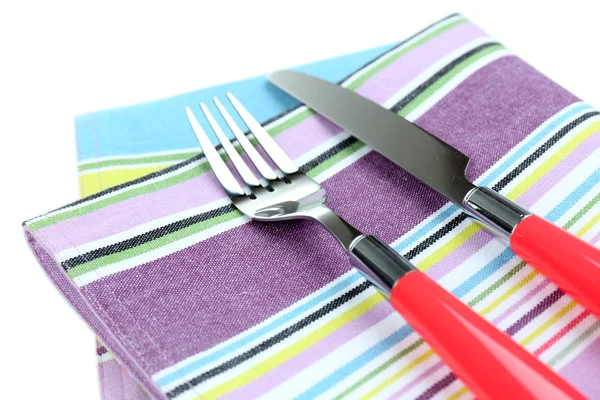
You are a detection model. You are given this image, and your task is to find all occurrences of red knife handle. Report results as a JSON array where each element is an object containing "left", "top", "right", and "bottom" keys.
[
  {"left": 464, "top": 187, "right": 600, "bottom": 318},
  {"left": 511, "top": 215, "right": 600, "bottom": 316},
  {"left": 391, "top": 271, "right": 585, "bottom": 400}
]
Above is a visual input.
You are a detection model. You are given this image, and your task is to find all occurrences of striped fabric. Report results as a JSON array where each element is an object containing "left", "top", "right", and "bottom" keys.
[{"left": 24, "top": 14, "right": 600, "bottom": 400}]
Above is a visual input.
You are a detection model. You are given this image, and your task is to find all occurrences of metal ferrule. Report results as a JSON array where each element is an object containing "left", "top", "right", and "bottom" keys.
[
  {"left": 463, "top": 187, "right": 531, "bottom": 239},
  {"left": 348, "top": 235, "right": 416, "bottom": 296}
]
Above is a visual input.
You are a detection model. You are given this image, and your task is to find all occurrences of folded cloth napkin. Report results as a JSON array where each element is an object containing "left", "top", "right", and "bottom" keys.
[{"left": 25, "top": 14, "right": 600, "bottom": 400}]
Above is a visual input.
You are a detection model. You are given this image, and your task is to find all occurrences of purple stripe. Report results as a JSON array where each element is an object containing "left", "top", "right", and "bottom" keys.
[
  {"left": 492, "top": 280, "right": 552, "bottom": 325},
  {"left": 559, "top": 335, "right": 600, "bottom": 399},
  {"left": 518, "top": 131, "right": 600, "bottom": 209},
  {"left": 387, "top": 362, "right": 446, "bottom": 399},
  {"left": 591, "top": 230, "right": 600, "bottom": 245},
  {"left": 505, "top": 289, "right": 564, "bottom": 336},
  {"left": 78, "top": 57, "right": 578, "bottom": 373},
  {"left": 356, "top": 22, "right": 486, "bottom": 104},
  {"left": 222, "top": 301, "right": 393, "bottom": 399},
  {"left": 415, "top": 372, "right": 457, "bottom": 400}
]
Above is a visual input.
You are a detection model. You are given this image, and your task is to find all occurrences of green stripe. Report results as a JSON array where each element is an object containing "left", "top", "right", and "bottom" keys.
[
  {"left": 29, "top": 27, "right": 493, "bottom": 232},
  {"left": 29, "top": 163, "right": 212, "bottom": 232},
  {"left": 563, "top": 192, "right": 600, "bottom": 230},
  {"left": 468, "top": 261, "right": 526, "bottom": 307},
  {"left": 547, "top": 320, "right": 600, "bottom": 367},
  {"left": 307, "top": 141, "right": 366, "bottom": 178},
  {"left": 78, "top": 151, "right": 201, "bottom": 172},
  {"left": 398, "top": 44, "right": 505, "bottom": 117},
  {"left": 346, "top": 17, "right": 467, "bottom": 91},
  {"left": 334, "top": 339, "right": 425, "bottom": 400},
  {"left": 67, "top": 210, "right": 242, "bottom": 278}
]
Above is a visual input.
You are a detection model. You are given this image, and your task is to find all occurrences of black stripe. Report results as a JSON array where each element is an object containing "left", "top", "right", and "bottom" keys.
[
  {"left": 390, "top": 42, "right": 500, "bottom": 113},
  {"left": 166, "top": 281, "right": 372, "bottom": 399},
  {"left": 62, "top": 41, "right": 520, "bottom": 268},
  {"left": 29, "top": 14, "right": 464, "bottom": 223},
  {"left": 492, "top": 112, "right": 600, "bottom": 192},
  {"left": 61, "top": 205, "right": 237, "bottom": 271},
  {"left": 299, "top": 136, "right": 358, "bottom": 173},
  {"left": 401, "top": 111, "right": 599, "bottom": 260}
]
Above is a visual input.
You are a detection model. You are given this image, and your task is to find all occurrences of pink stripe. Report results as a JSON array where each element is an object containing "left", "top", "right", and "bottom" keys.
[
  {"left": 518, "top": 131, "right": 600, "bottom": 209},
  {"left": 387, "top": 362, "right": 446, "bottom": 399},
  {"left": 534, "top": 311, "right": 590, "bottom": 356},
  {"left": 220, "top": 301, "right": 393, "bottom": 399},
  {"left": 356, "top": 22, "right": 486, "bottom": 104}
]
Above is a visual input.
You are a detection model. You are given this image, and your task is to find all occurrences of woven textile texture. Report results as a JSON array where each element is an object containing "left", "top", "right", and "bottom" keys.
[{"left": 25, "top": 14, "right": 600, "bottom": 399}]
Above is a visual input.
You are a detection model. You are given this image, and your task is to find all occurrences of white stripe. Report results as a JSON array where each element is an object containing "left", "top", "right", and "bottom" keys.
[
  {"left": 260, "top": 311, "right": 405, "bottom": 400},
  {"left": 542, "top": 315, "right": 600, "bottom": 368},
  {"left": 58, "top": 197, "right": 232, "bottom": 261},
  {"left": 74, "top": 215, "right": 249, "bottom": 286},
  {"left": 78, "top": 160, "right": 181, "bottom": 175},
  {"left": 406, "top": 49, "right": 512, "bottom": 121},
  {"left": 78, "top": 146, "right": 202, "bottom": 166},
  {"left": 179, "top": 288, "right": 381, "bottom": 395}
]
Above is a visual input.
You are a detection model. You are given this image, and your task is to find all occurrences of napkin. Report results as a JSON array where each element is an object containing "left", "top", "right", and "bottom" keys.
[{"left": 25, "top": 14, "right": 600, "bottom": 400}]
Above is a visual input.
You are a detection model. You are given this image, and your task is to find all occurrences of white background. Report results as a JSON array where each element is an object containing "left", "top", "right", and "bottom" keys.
[{"left": 1, "top": 1, "right": 599, "bottom": 398}]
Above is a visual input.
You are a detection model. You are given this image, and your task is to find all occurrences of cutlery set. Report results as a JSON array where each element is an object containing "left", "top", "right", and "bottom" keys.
[{"left": 184, "top": 85, "right": 600, "bottom": 399}]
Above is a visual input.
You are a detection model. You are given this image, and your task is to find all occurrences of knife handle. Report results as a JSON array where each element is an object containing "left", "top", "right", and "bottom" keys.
[
  {"left": 391, "top": 270, "right": 585, "bottom": 400},
  {"left": 511, "top": 215, "right": 600, "bottom": 316},
  {"left": 464, "top": 187, "right": 600, "bottom": 318},
  {"left": 348, "top": 235, "right": 583, "bottom": 400}
]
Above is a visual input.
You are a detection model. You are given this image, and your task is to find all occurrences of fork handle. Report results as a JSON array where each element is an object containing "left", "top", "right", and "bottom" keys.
[{"left": 349, "top": 235, "right": 584, "bottom": 400}]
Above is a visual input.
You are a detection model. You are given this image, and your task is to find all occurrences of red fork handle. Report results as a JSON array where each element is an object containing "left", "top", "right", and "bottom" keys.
[
  {"left": 391, "top": 271, "right": 585, "bottom": 400},
  {"left": 511, "top": 215, "right": 600, "bottom": 317}
]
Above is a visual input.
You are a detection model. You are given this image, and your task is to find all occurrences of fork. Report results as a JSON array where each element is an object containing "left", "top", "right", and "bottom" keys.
[{"left": 184, "top": 93, "right": 583, "bottom": 400}]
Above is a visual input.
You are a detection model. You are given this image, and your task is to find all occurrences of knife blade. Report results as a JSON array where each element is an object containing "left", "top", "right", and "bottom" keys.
[{"left": 269, "top": 69, "right": 600, "bottom": 318}]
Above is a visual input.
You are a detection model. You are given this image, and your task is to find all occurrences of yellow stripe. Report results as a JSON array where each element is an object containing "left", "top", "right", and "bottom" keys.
[
  {"left": 576, "top": 209, "right": 600, "bottom": 238},
  {"left": 479, "top": 270, "right": 539, "bottom": 316},
  {"left": 194, "top": 292, "right": 385, "bottom": 400},
  {"left": 447, "top": 386, "right": 470, "bottom": 400},
  {"left": 416, "top": 223, "right": 480, "bottom": 272},
  {"left": 79, "top": 165, "right": 170, "bottom": 197},
  {"left": 361, "top": 350, "right": 435, "bottom": 400},
  {"left": 506, "top": 121, "right": 600, "bottom": 200},
  {"left": 520, "top": 301, "right": 577, "bottom": 346}
]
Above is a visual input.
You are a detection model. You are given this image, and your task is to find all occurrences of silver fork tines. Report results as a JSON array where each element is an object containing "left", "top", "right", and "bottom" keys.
[{"left": 185, "top": 92, "right": 413, "bottom": 295}]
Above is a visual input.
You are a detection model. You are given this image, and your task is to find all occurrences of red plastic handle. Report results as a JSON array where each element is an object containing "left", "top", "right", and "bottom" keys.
[
  {"left": 511, "top": 215, "right": 600, "bottom": 317},
  {"left": 390, "top": 271, "right": 584, "bottom": 400}
]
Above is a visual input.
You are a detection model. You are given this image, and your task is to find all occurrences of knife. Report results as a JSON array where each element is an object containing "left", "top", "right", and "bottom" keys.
[{"left": 269, "top": 70, "right": 600, "bottom": 319}]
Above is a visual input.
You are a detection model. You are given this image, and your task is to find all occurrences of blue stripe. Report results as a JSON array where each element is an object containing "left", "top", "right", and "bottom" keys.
[
  {"left": 297, "top": 169, "right": 600, "bottom": 398},
  {"left": 393, "top": 104, "right": 591, "bottom": 255},
  {"left": 295, "top": 325, "right": 415, "bottom": 400},
  {"left": 156, "top": 271, "right": 362, "bottom": 387},
  {"left": 478, "top": 104, "right": 593, "bottom": 187}
]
